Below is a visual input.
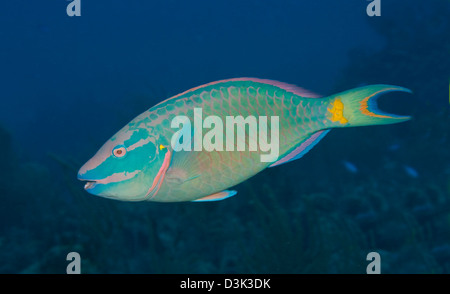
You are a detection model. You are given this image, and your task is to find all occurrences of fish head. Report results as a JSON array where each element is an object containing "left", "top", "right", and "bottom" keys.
[{"left": 77, "top": 124, "right": 170, "bottom": 201}]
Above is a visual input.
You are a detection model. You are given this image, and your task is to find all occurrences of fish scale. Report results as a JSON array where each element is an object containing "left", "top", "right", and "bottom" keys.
[{"left": 147, "top": 82, "right": 332, "bottom": 201}]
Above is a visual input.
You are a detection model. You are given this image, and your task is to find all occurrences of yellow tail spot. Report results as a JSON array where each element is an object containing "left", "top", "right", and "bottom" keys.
[
  {"left": 159, "top": 144, "right": 166, "bottom": 150},
  {"left": 328, "top": 98, "right": 348, "bottom": 124}
]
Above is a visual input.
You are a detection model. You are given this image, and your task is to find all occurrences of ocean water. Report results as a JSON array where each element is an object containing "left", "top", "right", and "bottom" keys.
[{"left": 0, "top": 0, "right": 449, "bottom": 274}]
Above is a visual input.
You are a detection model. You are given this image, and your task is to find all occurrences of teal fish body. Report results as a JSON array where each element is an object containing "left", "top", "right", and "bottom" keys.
[{"left": 78, "top": 78, "right": 411, "bottom": 202}]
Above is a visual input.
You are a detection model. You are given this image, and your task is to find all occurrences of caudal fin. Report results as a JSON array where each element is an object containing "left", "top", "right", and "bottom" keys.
[{"left": 327, "top": 84, "right": 412, "bottom": 127}]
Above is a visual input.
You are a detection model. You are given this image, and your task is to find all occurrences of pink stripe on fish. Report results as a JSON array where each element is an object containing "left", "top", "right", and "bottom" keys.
[
  {"left": 144, "top": 147, "right": 172, "bottom": 200},
  {"left": 78, "top": 129, "right": 135, "bottom": 176},
  {"left": 233, "top": 78, "right": 322, "bottom": 98},
  {"left": 270, "top": 130, "right": 327, "bottom": 167},
  {"left": 127, "top": 137, "right": 153, "bottom": 152},
  {"left": 96, "top": 170, "right": 140, "bottom": 184}
]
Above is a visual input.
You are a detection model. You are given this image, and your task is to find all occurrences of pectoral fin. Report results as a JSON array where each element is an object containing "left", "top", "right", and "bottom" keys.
[
  {"left": 192, "top": 190, "right": 237, "bottom": 202},
  {"left": 144, "top": 145, "right": 173, "bottom": 200},
  {"left": 165, "top": 169, "right": 201, "bottom": 185}
]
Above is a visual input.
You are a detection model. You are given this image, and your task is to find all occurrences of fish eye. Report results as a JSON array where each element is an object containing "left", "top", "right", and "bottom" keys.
[{"left": 112, "top": 145, "right": 127, "bottom": 158}]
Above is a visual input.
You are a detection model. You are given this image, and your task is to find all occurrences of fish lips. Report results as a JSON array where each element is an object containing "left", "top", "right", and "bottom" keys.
[
  {"left": 78, "top": 179, "right": 99, "bottom": 192},
  {"left": 82, "top": 180, "right": 97, "bottom": 191},
  {"left": 77, "top": 171, "right": 100, "bottom": 193},
  {"left": 77, "top": 177, "right": 110, "bottom": 198}
]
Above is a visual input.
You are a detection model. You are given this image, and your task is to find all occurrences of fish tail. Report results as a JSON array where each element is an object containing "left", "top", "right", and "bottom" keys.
[{"left": 325, "top": 84, "right": 412, "bottom": 128}]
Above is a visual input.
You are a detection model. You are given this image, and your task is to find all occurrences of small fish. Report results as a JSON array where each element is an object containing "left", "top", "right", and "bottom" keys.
[
  {"left": 403, "top": 165, "right": 419, "bottom": 178},
  {"left": 342, "top": 160, "right": 358, "bottom": 174},
  {"left": 78, "top": 78, "right": 411, "bottom": 202},
  {"left": 387, "top": 143, "right": 401, "bottom": 151}
]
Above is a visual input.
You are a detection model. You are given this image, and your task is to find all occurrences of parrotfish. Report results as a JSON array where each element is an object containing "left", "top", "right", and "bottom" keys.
[{"left": 78, "top": 78, "right": 411, "bottom": 202}]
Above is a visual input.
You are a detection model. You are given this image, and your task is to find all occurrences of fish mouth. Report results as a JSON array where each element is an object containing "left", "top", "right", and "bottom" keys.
[
  {"left": 83, "top": 180, "right": 97, "bottom": 190},
  {"left": 78, "top": 168, "right": 99, "bottom": 190},
  {"left": 77, "top": 173, "right": 98, "bottom": 190}
]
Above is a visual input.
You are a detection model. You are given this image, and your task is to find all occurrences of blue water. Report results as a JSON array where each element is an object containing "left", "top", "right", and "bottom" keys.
[{"left": 0, "top": 0, "right": 449, "bottom": 273}]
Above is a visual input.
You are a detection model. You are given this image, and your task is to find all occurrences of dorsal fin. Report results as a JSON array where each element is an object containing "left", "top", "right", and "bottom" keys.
[
  {"left": 153, "top": 77, "right": 321, "bottom": 109},
  {"left": 222, "top": 78, "right": 322, "bottom": 98},
  {"left": 269, "top": 130, "right": 330, "bottom": 168}
]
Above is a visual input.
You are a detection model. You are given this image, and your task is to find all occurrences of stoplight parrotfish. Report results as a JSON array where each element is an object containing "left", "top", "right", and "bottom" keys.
[{"left": 78, "top": 78, "right": 411, "bottom": 202}]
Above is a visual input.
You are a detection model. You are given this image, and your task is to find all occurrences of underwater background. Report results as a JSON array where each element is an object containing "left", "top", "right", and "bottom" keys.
[{"left": 0, "top": 0, "right": 449, "bottom": 274}]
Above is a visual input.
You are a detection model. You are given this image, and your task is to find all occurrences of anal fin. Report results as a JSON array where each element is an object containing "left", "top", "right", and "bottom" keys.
[
  {"left": 269, "top": 130, "right": 330, "bottom": 167},
  {"left": 192, "top": 190, "right": 237, "bottom": 202}
]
